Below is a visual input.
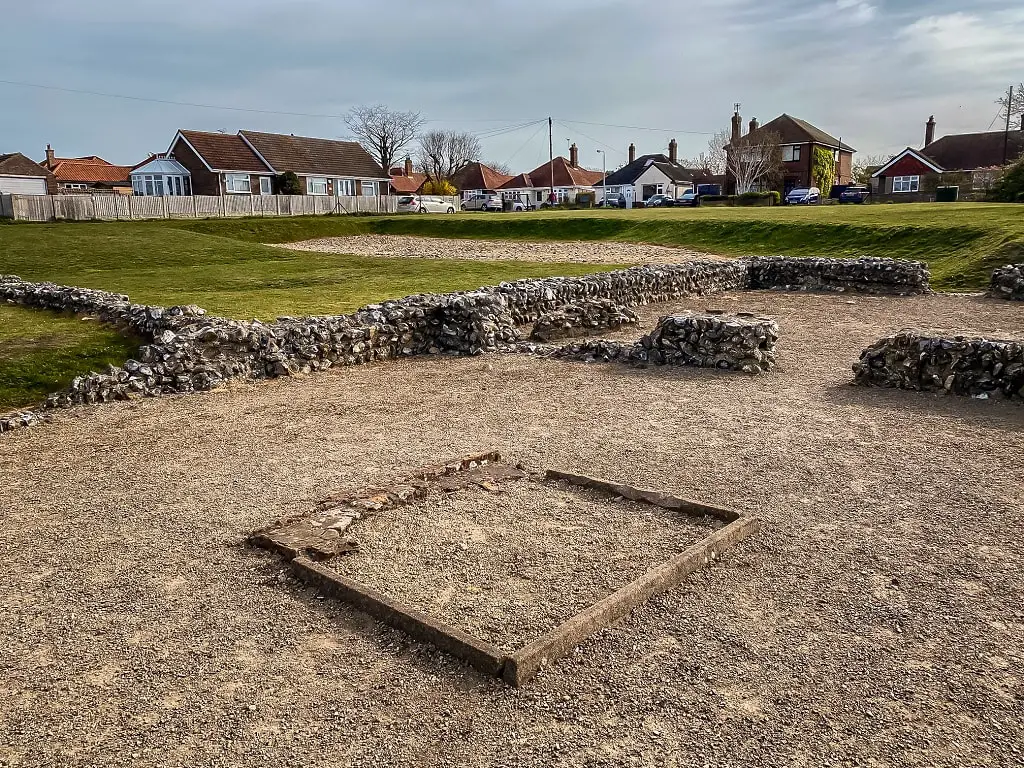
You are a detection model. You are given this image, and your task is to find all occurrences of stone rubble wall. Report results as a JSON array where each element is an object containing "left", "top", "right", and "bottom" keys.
[
  {"left": 1, "top": 256, "right": 930, "bottom": 432},
  {"left": 987, "top": 264, "right": 1024, "bottom": 301},
  {"left": 853, "top": 330, "right": 1024, "bottom": 399},
  {"left": 530, "top": 299, "right": 639, "bottom": 342},
  {"left": 634, "top": 313, "right": 779, "bottom": 373},
  {"left": 746, "top": 256, "right": 930, "bottom": 295}
]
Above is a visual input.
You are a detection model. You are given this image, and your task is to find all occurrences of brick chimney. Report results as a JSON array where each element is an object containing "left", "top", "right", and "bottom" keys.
[
  {"left": 731, "top": 108, "right": 743, "bottom": 144},
  {"left": 569, "top": 142, "right": 578, "bottom": 168},
  {"left": 403, "top": 156, "right": 413, "bottom": 176},
  {"left": 45, "top": 144, "right": 55, "bottom": 169},
  {"left": 668, "top": 138, "right": 678, "bottom": 163},
  {"left": 628, "top": 143, "right": 636, "bottom": 163},
  {"left": 925, "top": 116, "right": 936, "bottom": 147},
  {"left": 749, "top": 117, "right": 759, "bottom": 133}
]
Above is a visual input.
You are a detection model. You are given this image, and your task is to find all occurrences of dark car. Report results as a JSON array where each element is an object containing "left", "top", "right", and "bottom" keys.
[
  {"left": 645, "top": 194, "right": 673, "bottom": 207},
  {"left": 676, "top": 191, "right": 699, "bottom": 207},
  {"left": 839, "top": 185, "right": 871, "bottom": 204}
]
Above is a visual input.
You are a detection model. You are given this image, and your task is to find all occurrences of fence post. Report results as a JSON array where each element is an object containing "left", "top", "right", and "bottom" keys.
[
  {"left": 219, "top": 196, "right": 226, "bottom": 218},
  {"left": 250, "top": 194, "right": 255, "bottom": 217},
  {"left": 162, "top": 195, "right": 168, "bottom": 219},
  {"left": 192, "top": 196, "right": 198, "bottom": 218}
]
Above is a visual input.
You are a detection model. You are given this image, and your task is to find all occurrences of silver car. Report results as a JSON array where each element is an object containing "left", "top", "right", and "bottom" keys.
[
  {"left": 461, "top": 191, "right": 503, "bottom": 212},
  {"left": 396, "top": 195, "right": 456, "bottom": 213}
]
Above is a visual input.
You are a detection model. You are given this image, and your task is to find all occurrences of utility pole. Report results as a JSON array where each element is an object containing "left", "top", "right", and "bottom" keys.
[
  {"left": 1004, "top": 85, "right": 1014, "bottom": 166},
  {"left": 597, "top": 149, "right": 607, "bottom": 205},
  {"left": 548, "top": 117, "right": 555, "bottom": 204}
]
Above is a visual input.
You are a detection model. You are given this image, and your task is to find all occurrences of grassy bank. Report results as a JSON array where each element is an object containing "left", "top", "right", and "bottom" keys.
[{"left": 0, "top": 305, "right": 141, "bottom": 411}]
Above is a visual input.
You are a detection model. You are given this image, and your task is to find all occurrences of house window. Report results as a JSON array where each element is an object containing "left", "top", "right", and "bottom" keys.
[
  {"left": 782, "top": 146, "right": 802, "bottom": 162},
  {"left": 132, "top": 178, "right": 142, "bottom": 195},
  {"left": 225, "top": 174, "right": 251, "bottom": 193},
  {"left": 361, "top": 181, "right": 377, "bottom": 197},
  {"left": 174, "top": 176, "right": 183, "bottom": 196},
  {"left": 259, "top": 177, "right": 273, "bottom": 195},
  {"left": 183, "top": 177, "right": 191, "bottom": 195},
  {"left": 893, "top": 175, "right": 920, "bottom": 193},
  {"left": 64, "top": 183, "right": 88, "bottom": 190},
  {"left": 536, "top": 190, "right": 544, "bottom": 202},
  {"left": 336, "top": 179, "right": 355, "bottom": 196},
  {"left": 307, "top": 177, "right": 328, "bottom": 195}
]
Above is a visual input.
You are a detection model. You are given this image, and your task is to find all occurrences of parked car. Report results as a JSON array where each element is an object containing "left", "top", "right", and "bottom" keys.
[
  {"left": 504, "top": 193, "right": 534, "bottom": 212},
  {"left": 396, "top": 195, "right": 456, "bottom": 214},
  {"left": 645, "top": 194, "right": 673, "bottom": 207},
  {"left": 785, "top": 187, "right": 821, "bottom": 205},
  {"left": 600, "top": 194, "right": 625, "bottom": 208},
  {"left": 462, "top": 191, "right": 503, "bottom": 212},
  {"left": 676, "top": 191, "right": 699, "bottom": 207},
  {"left": 839, "top": 185, "right": 871, "bottom": 204}
]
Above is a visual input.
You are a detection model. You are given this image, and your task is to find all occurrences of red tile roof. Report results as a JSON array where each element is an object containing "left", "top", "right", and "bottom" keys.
[
  {"left": 390, "top": 172, "right": 427, "bottom": 193},
  {"left": 523, "top": 157, "right": 604, "bottom": 188},
  {"left": 239, "top": 131, "right": 386, "bottom": 178},
  {"left": 450, "top": 161, "right": 513, "bottom": 191},
  {"left": 499, "top": 173, "right": 534, "bottom": 189},
  {"left": 178, "top": 130, "right": 270, "bottom": 172},
  {"left": 49, "top": 157, "right": 132, "bottom": 184}
]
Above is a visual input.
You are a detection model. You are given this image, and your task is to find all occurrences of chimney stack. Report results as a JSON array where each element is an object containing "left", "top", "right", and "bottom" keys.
[
  {"left": 628, "top": 143, "right": 636, "bottom": 163},
  {"left": 731, "top": 106, "right": 743, "bottom": 144},
  {"left": 569, "top": 142, "right": 578, "bottom": 168},
  {"left": 403, "top": 156, "right": 413, "bottom": 176},
  {"left": 925, "top": 115, "right": 936, "bottom": 147},
  {"left": 749, "top": 117, "right": 759, "bottom": 133},
  {"left": 45, "top": 144, "right": 55, "bottom": 169},
  {"left": 668, "top": 138, "right": 678, "bottom": 163}
]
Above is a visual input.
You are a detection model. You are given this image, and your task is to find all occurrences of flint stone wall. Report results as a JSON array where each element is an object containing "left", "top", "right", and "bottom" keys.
[
  {"left": 987, "top": 264, "right": 1024, "bottom": 301},
  {"left": 530, "top": 299, "right": 639, "bottom": 342},
  {"left": 1, "top": 255, "right": 928, "bottom": 432},
  {"left": 853, "top": 330, "right": 1024, "bottom": 399},
  {"left": 746, "top": 256, "right": 930, "bottom": 295}
]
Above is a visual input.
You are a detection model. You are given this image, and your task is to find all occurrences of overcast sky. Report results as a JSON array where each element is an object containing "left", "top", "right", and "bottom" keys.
[{"left": 2, "top": 0, "right": 1023, "bottom": 171}]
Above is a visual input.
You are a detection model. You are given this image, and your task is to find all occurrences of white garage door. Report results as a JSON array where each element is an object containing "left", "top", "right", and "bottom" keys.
[{"left": 0, "top": 176, "right": 47, "bottom": 195}]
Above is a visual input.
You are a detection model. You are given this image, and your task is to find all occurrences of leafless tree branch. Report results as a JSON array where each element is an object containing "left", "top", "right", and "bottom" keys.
[
  {"left": 726, "top": 130, "right": 783, "bottom": 194},
  {"left": 417, "top": 130, "right": 482, "bottom": 183},
  {"left": 345, "top": 104, "right": 425, "bottom": 175}
]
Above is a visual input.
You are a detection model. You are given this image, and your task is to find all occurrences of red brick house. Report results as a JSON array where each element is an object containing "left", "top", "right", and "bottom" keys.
[
  {"left": 155, "top": 129, "right": 389, "bottom": 197},
  {"left": 499, "top": 147, "right": 604, "bottom": 206},
  {"left": 390, "top": 157, "right": 427, "bottom": 194},
  {"left": 41, "top": 145, "right": 132, "bottom": 194},
  {"left": 725, "top": 111, "right": 854, "bottom": 195},
  {"left": 871, "top": 116, "right": 1024, "bottom": 201},
  {"left": 450, "top": 161, "right": 513, "bottom": 199}
]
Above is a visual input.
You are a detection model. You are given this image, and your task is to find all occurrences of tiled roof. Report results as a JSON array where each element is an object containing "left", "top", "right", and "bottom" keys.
[
  {"left": 923, "top": 131, "right": 1024, "bottom": 171},
  {"left": 239, "top": 131, "right": 386, "bottom": 178},
  {"left": 0, "top": 152, "right": 51, "bottom": 178},
  {"left": 450, "top": 161, "right": 513, "bottom": 191},
  {"left": 499, "top": 172, "right": 534, "bottom": 189},
  {"left": 49, "top": 158, "right": 132, "bottom": 184},
  {"left": 523, "top": 157, "right": 604, "bottom": 188},
  {"left": 742, "top": 114, "right": 855, "bottom": 152},
  {"left": 178, "top": 130, "right": 270, "bottom": 172},
  {"left": 390, "top": 172, "right": 427, "bottom": 193}
]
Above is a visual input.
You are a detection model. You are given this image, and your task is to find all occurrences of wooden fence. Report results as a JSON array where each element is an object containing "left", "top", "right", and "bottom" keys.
[{"left": 0, "top": 193, "right": 459, "bottom": 222}]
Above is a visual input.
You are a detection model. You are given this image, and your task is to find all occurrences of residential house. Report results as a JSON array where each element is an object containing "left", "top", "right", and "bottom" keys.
[
  {"left": 592, "top": 140, "right": 696, "bottom": 205},
  {"left": 0, "top": 152, "right": 56, "bottom": 195},
  {"left": 451, "top": 161, "right": 513, "bottom": 200},
  {"left": 498, "top": 144, "right": 604, "bottom": 206},
  {"left": 139, "top": 129, "right": 389, "bottom": 197},
  {"left": 725, "top": 111, "right": 855, "bottom": 195},
  {"left": 130, "top": 154, "right": 193, "bottom": 197},
  {"left": 870, "top": 116, "right": 1024, "bottom": 201},
  {"left": 390, "top": 157, "right": 427, "bottom": 194},
  {"left": 41, "top": 145, "right": 132, "bottom": 194}
]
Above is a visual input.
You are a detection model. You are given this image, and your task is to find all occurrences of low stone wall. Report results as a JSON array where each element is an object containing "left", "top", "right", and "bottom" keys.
[
  {"left": 634, "top": 313, "right": 779, "bottom": 373},
  {"left": 853, "top": 330, "right": 1024, "bottom": 399},
  {"left": 747, "top": 256, "right": 930, "bottom": 295},
  {"left": 1, "top": 255, "right": 930, "bottom": 432},
  {"left": 530, "top": 299, "right": 639, "bottom": 342},
  {"left": 987, "top": 264, "right": 1024, "bottom": 301}
]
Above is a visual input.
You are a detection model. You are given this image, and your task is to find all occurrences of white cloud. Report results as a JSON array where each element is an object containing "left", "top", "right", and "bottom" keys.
[
  {"left": 896, "top": 11, "right": 1024, "bottom": 72},
  {"left": 835, "top": 0, "right": 877, "bottom": 24}
]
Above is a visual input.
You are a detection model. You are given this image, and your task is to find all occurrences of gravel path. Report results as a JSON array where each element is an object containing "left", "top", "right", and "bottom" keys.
[
  {"left": 332, "top": 479, "right": 718, "bottom": 648},
  {"left": 274, "top": 233, "right": 713, "bottom": 264},
  {"left": 2, "top": 291, "right": 1024, "bottom": 767}
]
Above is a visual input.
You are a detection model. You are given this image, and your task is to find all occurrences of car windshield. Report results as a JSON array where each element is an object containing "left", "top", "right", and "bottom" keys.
[
  {"left": 789, "top": 189, "right": 810, "bottom": 196},
  {"left": 398, "top": 196, "right": 415, "bottom": 204}
]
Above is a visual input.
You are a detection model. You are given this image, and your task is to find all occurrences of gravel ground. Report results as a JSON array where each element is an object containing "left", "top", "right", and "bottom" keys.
[
  {"left": 274, "top": 233, "right": 710, "bottom": 264},
  {"left": 331, "top": 479, "right": 718, "bottom": 648},
  {"left": 2, "top": 290, "right": 1024, "bottom": 767}
]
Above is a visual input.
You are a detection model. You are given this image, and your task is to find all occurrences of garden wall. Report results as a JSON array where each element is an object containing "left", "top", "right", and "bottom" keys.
[{"left": 987, "top": 264, "right": 1024, "bottom": 301}]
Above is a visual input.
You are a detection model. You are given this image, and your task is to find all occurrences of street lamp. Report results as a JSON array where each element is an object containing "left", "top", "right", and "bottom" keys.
[{"left": 596, "top": 149, "right": 607, "bottom": 205}]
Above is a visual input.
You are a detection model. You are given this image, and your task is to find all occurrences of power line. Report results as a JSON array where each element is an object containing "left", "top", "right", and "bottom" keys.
[
  {"left": 554, "top": 120, "right": 624, "bottom": 158},
  {"left": 503, "top": 121, "right": 547, "bottom": 168},
  {"left": 475, "top": 118, "right": 546, "bottom": 140},
  {"left": 558, "top": 117, "right": 717, "bottom": 136}
]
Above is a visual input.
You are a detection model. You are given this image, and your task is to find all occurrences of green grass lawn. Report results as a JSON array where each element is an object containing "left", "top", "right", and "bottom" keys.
[
  {"left": 0, "top": 305, "right": 141, "bottom": 411},
  {"left": 1, "top": 202, "right": 1020, "bottom": 410}
]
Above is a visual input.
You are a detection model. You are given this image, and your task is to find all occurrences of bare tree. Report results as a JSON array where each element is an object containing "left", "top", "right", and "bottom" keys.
[
  {"left": 484, "top": 160, "right": 512, "bottom": 176},
  {"left": 417, "top": 130, "right": 482, "bottom": 183},
  {"left": 704, "top": 130, "right": 730, "bottom": 175},
  {"left": 996, "top": 84, "right": 1024, "bottom": 126},
  {"left": 345, "top": 104, "right": 424, "bottom": 175},
  {"left": 726, "top": 130, "right": 783, "bottom": 194},
  {"left": 852, "top": 153, "right": 890, "bottom": 185}
]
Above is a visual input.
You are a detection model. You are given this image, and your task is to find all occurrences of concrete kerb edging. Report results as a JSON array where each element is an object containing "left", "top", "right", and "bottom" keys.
[{"left": 258, "top": 457, "right": 759, "bottom": 686}]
